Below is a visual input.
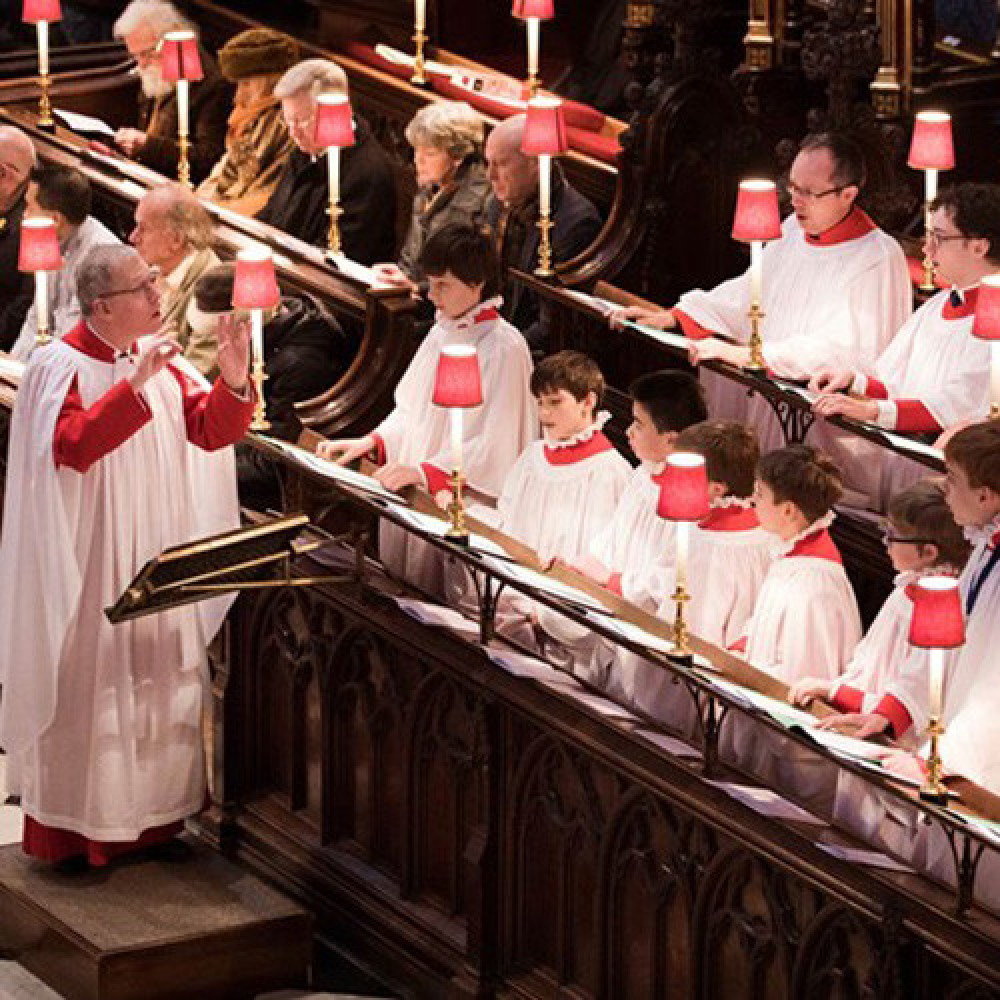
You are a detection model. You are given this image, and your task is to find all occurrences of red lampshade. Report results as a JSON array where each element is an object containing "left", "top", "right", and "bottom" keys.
[
  {"left": 160, "top": 30, "right": 203, "bottom": 83},
  {"left": 512, "top": 0, "right": 554, "bottom": 19},
  {"left": 521, "top": 96, "right": 568, "bottom": 155},
  {"left": 731, "top": 179, "right": 782, "bottom": 243},
  {"left": 909, "top": 576, "right": 965, "bottom": 649},
  {"left": 232, "top": 246, "right": 280, "bottom": 310},
  {"left": 22, "top": 0, "right": 61, "bottom": 22},
  {"left": 656, "top": 453, "right": 711, "bottom": 522},
  {"left": 907, "top": 111, "right": 955, "bottom": 171},
  {"left": 973, "top": 275, "right": 1000, "bottom": 342},
  {"left": 18, "top": 217, "right": 62, "bottom": 272},
  {"left": 432, "top": 346, "right": 483, "bottom": 408},
  {"left": 313, "top": 93, "right": 355, "bottom": 150}
]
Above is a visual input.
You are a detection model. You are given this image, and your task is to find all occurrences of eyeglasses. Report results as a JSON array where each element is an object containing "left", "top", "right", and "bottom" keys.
[
  {"left": 925, "top": 229, "right": 967, "bottom": 246},
  {"left": 784, "top": 181, "right": 849, "bottom": 202},
  {"left": 882, "top": 530, "right": 934, "bottom": 546},
  {"left": 100, "top": 270, "right": 159, "bottom": 301}
]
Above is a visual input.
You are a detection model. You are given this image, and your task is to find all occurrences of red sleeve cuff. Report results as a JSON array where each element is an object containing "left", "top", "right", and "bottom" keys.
[
  {"left": 893, "top": 400, "right": 942, "bottom": 434},
  {"left": 864, "top": 376, "right": 889, "bottom": 400},
  {"left": 673, "top": 309, "right": 716, "bottom": 341},
  {"left": 832, "top": 684, "right": 864, "bottom": 714},
  {"left": 421, "top": 462, "right": 451, "bottom": 495},
  {"left": 605, "top": 572, "right": 623, "bottom": 595},
  {"left": 728, "top": 635, "right": 748, "bottom": 654},
  {"left": 371, "top": 433, "right": 386, "bottom": 466},
  {"left": 54, "top": 379, "right": 152, "bottom": 473},
  {"left": 874, "top": 693, "right": 913, "bottom": 740}
]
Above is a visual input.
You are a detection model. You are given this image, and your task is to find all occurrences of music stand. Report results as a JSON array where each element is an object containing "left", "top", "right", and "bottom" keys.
[{"left": 106, "top": 514, "right": 348, "bottom": 624}]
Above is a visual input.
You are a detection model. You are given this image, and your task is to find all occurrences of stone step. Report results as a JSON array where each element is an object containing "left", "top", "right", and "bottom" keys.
[{"left": 0, "top": 840, "right": 311, "bottom": 1000}]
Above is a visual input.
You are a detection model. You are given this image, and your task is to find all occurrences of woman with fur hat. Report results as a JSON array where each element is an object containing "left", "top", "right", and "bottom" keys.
[{"left": 197, "top": 28, "right": 299, "bottom": 217}]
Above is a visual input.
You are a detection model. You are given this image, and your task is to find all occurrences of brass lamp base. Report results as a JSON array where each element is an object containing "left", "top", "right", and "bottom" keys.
[
  {"left": 919, "top": 717, "right": 949, "bottom": 806},
  {"left": 446, "top": 468, "right": 469, "bottom": 544},
  {"left": 744, "top": 300, "right": 767, "bottom": 372},
  {"left": 37, "top": 73, "right": 54, "bottom": 130},
  {"left": 411, "top": 30, "right": 428, "bottom": 85},
  {"left": 327, "top": 201, "right": 343, "bottom": 256},
  {"left": 534, "top": 211, "right": 554, "bottom": 277},
  {"left": 35, "top": 325, "right": 51, "bottom": 347},
  {"left": 178, "top": 133, "right": 192, "bottom": 188},
  {"left": 671, "top": 584, "right": 693, "bottom": 662},
  {"left": 250, "top": 360, "right": 270, "bottom": 432}
]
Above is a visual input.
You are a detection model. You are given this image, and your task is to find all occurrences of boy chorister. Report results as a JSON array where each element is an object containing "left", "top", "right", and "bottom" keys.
[
  {"left": 790, "top": 479, "right": 970, "bottom": 748},
  {"left": 316, "top": 224, "right": 535, "bottom": 591},
  {"left": 619, "top": 420, "right": 774, "bottom": 722},
  {"left": 735, "top": 444, "right": 862, "bottom": 685}
]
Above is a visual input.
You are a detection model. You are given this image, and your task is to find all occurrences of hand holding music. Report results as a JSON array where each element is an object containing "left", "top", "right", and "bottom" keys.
[
  {"left": 374, "top": 462, "right": 424, "bottom": 493},
  {"left": 809, "top": 368, "right": 853, "bottom": 393},
  {"left": 788, "top": 676, "right": 833, "bottom": 707},
  {"left": 607, "top": 304, "right": 676, "bottom": 331},
  {"left": 814, "top": 710, "right": 890, "bottom": 740},
  {"left": 812, "top": 393, "right": 878, "bottom": 423},
  {"left": 315, "top": 435, "right": 376, "bottom": 466},
  {"left": 115, "top": 127, "right": 148, "bottom": 157}
]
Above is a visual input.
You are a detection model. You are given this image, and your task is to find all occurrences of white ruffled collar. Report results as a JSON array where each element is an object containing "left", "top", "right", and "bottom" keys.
[
  {"left": 710, "top": 495, "right": 755, "bottom": 510},
  {"left": 435, "top": 295, "right": 503, "bottom": 335},
  {"left": 545, "top": 410, "right": 611, "bottom": 449},
  {"left": 773, "top": 510, "right": 836, "bottom": 558},
  {"left": 964, "top": 511, "right": 1000, "bottom": 548}
]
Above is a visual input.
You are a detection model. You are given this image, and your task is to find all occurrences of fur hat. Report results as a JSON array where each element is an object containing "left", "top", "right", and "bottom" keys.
[{"left": 218, "top": 29, "right": 299, "bottom": 82}]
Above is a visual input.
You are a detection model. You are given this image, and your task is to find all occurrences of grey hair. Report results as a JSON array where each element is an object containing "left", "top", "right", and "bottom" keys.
[
  {"left": 273, "top": 58, "right": 348, "bottom": 101},
  {"left": 113, "top": 0, "right": 190, "bottom": 39},
  {"left": 146, "top": 183, "right": 215, "bottom": 250},
  {"left": 77, "top": 244, "right": 140, "bottom": 315},
  {"left": 404, "top": 101, "right": 483, "bottom": 162}
]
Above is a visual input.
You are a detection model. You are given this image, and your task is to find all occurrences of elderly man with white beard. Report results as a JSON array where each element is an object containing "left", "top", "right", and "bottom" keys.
[{"left": 111, "top": 0, "right": 232, "bottom": 183}]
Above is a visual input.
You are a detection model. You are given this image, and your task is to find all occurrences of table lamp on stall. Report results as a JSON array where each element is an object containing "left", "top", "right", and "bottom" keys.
[
  {"left": 233, "top": 245, "right": 281, "bottom": 431},
  {"left": 908, "top": 575, "right": 965, "bottom": 806},
  {"left": 657, "top": 452, "right": 710, "bottom": 660},
  {"left": 432, "top": 345, "right": 483, "bottom": 543},
  {"left": 521, "top": 96, "right": 568, "bottom": 278},
  {"left": 731, "top": 179, "right": 782, "bottom": 372},
  {"left": 907, "top": 111, "right": 955, "bottom": 293},
  {"left": 313, "top": 93, "right": 355, "bottom": 256},
  {"left": 159, "top": 29, "right": 203, "bottom": 188},
  {"left": 972, "top": 273, "right": 1000, "bottom": 418},
  {"left": 512, "top": 0, "right": 554, "bottom": 98},
  {"left": 22, "top": 0, "right": 60, "bottom": 129},
  {"left": 18, "top": 216, "right": 62, "bottom": 347}
]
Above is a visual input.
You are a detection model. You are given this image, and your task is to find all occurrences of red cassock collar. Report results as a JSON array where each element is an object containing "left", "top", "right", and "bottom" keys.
[
  {"left": 804, "top": 207, "right": 876, "bottom": 247},
  {"left": 64, "top": 321, "right": 136, "bottom": 362},
  {"left": 699, "top": 505, "right": 760, "bottom": 532},
  {"left": 543, "top": 431, "right": 615, "bottom": 466},
  {"left": 785, "top": 528, "right": 843, "bottom": 564},
  {"left": 941, "top": 286, "right": 979, "bottom": 320}
]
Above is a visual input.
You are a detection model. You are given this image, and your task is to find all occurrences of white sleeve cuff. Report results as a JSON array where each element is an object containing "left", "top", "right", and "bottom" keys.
[
  {"left": 851, "top": 372, "right": 868, "bottom": 395},
  {"left": 874, "top": 400, "right": 898, "bottom": 429}
]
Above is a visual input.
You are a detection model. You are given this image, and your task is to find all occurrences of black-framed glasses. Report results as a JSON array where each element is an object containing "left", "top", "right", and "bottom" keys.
[
  {"left": 925, "top": 229, "right": 967, "bottom": 246},
  {"left": 100, "top": 269, "right": 160, "bottom": 301},
  {"left": 784, "top": 181, "right": 848, "bottom": 201},
  {"left": 882, "top": 530, "right": 934, "bottom": 546}
]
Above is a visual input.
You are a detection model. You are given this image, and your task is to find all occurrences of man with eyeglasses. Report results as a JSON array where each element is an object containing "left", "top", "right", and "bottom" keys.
[
  {"left": 109, "top": 0, "right": 231, "bottom": 183},
  {"left": 0, "top": 243, "right": 254, "bottom": 873},
  {"left": 809, "top": 182, "right": 998, "bottom": 507},
  {"left": 0, "top": 125, "right": 37, "bottom": 352},
  {"left": 609, "top": 132, "right": 910, "bottom": 454}
]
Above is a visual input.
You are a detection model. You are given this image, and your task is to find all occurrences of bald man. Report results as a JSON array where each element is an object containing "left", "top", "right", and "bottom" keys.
[
  {"left": 0, "top": 126, "right": 37, "bottom": 351},
  {"left": 484, "top": 115, "right": 601, "bottom": 350}
]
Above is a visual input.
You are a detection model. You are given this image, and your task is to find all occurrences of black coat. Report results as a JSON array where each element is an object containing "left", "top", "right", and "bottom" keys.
[
  {"left": 256, "top": 116, "right": 397, "bottom": 265},
  {"left": 136, "top": 48, "right": 233, "bottom": 183},
  {"left": 486, "top": 173, "right": 602, "bottom": 350},
  {"left": 0, "top": 195, "right": 34, "bottom": 353}
]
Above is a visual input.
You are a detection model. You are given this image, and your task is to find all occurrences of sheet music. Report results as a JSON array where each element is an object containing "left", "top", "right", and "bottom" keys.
[
  {"left": 373, "top": 43, "right": 453, "bottom": 78},
  {"left": 703, "top": 676, "right": 816, "bottom": 728},
  {"left": 626, "top": 320, "right": 691, "bottom": 353},
  {"left": 326, "top": 252, "right": 378, "bottom": 286},
  {"left": 878, "top": 428, "right": 944, "bottom": 464},
  {"left": 582, "top": 610, "right": 719, "bottom": 672},
  {"left": 54, "top": 108, "right": 116, "bottom": 138},
  {"left": 479, "top": 556, "right": 612, "bottom": 613},
  {"left": 0, "top": 356, "right": 25, "bottom": 381},
  {"left": 389, "top": 506, "right": 511, "bottom": 557},
  {"left": 254, "top": 435, "right": 402, "bottom": 502},
  {"left": 709, "top": 782, "right": 826, "bottom": 825},
  {"left": 771, "top": 377, "right": 820, "bottom": 406},
  {"left": 795, "top": 725, "right": 889, "bottom": 762},
  {"left": 816, "top": 843, "right": 913, "bottom": 872},
  {"left": 393, "top": 597, "right": 479, "bottom": 637},
  {"left": 561, "top": 288, "right": 619, "bottom": 317}
]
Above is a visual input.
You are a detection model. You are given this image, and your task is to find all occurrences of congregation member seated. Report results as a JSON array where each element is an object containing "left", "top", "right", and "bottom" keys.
[
  {"left": 196, "top": 28, "right": 299, "bottom": 217},
  {"left": 130, "top": 184, "right": 219, "bottom": 375},
  {"left": 191, "top": 263, "right": 354, "bottom": 509},
  {"left": 484, "top": 115, "right": 602, "bottom": 350},
  {"left": 317, "top": 224, "right": 535, "bottom": 590},
  {"left": 0, "top": 125, "right": 36, "bottom": 352},
  {"left": 735, "top": 443, "right": 862, "bottom": 685},
  {"left": 619, "top": 420, "right": 773, "bottom": 718},
  {"left": 810, "top": 182, "right": 998, "bottom": 506},
  {"left": 374, "top": 102, "right": 491, "bottom": 294},
  {"left": 790, "top": 478, "right": 970, "bottom": 747},
  {"left": 257, "top": 59, "right": 396, "bottom": 264},
  {"left": 111, "top": 0, "right": 232, "bottom": 183},
  {"left": 12, "top": 164, "right": 120, "bottom": 360},
  {"left": 610, "top": 132, "right": 911, "bottom": 450}
]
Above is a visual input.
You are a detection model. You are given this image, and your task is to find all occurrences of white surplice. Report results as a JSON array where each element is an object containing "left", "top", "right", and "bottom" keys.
[
  {"left": 676, "top": 209, "right": 911, "bottom": 453},
  {"left": 11, "top": 216, "right": 121, "bottom": 361},
  {"left": 373, "top": 299, "right": 536, "bottom": 592},
  {"left": 0, "top": 339, "right": 240, "bottom": 841}
]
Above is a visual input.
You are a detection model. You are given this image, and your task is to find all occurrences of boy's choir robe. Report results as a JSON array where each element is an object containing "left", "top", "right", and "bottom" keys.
[
  {"left": 674, "top": 209, "right": 910, "bottom": 453},
  {"left": 618, "top": 500, "right": 773, "bottom": 726},
  {"left": 371, "top": 299, "right": 536, "bottom": 593},
  {"left": 0, "top": 322, "right": 250, "bottom": 865}
]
